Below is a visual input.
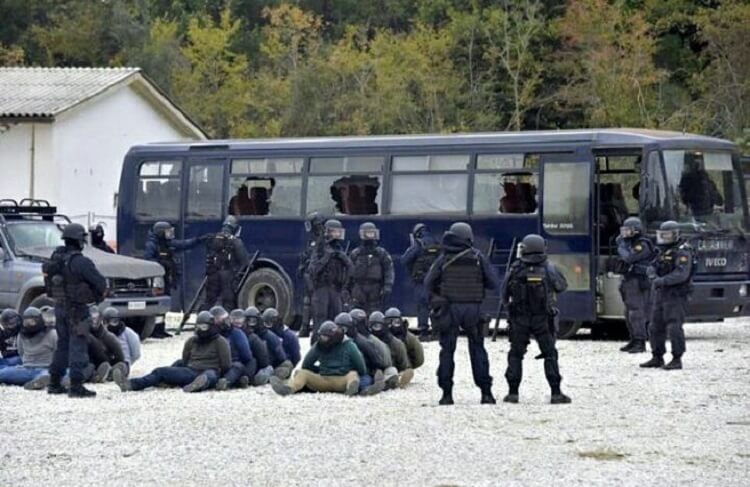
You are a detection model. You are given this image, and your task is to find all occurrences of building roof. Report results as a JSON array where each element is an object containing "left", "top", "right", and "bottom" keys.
[{"left": 0, "top": 67, "right": 205, "bottom": 138}]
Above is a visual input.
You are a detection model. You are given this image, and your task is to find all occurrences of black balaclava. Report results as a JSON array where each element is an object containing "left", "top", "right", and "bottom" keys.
[
  {"left": 21, "top": 313, "right": 45, "bottom": 337},
  {"left": 317, "top": 321, "right": 343, "bottom": 352},
  {"left": 1, "top": 309, "right": 22, "bottom": 337},
  {"left": 350, "top": 309, "right": 368, "bottom": 336},
  {"left": 195, "top": 311, "right": 219, "bottom": 342}
]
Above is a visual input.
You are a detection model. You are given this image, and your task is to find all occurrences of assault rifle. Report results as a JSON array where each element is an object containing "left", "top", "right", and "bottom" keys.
[{"left": 491, "top": 238, "right": 517, "bottom": 342}]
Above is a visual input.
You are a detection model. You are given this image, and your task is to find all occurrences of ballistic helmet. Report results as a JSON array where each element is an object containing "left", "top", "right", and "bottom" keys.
[
  {"left": 359, "top": 222, "right": 380, "bottom": 242},
  {"left": 324, "top": 219, "right": 345, "bottom": 242},
  {"left": 62, "top": 223, "right": 87, "bottom": 245},
  {"left": 447, "top": 222, "right": 473, "bottom": 244},
  {"left": 656, "top": 220, "right": 680, "bottom": 245}
]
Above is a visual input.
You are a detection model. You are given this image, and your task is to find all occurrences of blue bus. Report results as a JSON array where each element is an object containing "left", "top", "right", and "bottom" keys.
[{"left": 117, "top": 129, "right": 750, "bottom": 337}]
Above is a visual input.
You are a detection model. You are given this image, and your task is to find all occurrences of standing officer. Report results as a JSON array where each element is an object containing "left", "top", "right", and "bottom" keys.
[
  {"left": 203, "top": 216, "right": 250, "bottom": 310},
  {"left": 502, "top": 234, "right": 570, "bottom": 405},
  {"left": 44, "top": 223, "right": 107, "bottom": 398},
  {"left": 402, "top": 223, "right": 440, "bottom": 340},
  {"left": 298, "top": 212, "right": 326, "bottom": 337},
  {"left": 306, "top": 219, "right": 353, "bottom": 338},
  {"left": 641, "top": 221, "right": 694, "bottom": 370},
  {"left": 89, "top": 224, "right": 115, "bottom": 253},
  {"left": 348, "top": 222, "right": 394, "bottom": 315},
  {"left": 424, "top": 222, "right": 499, "bottom": 406},
  {"left": 616, "top": 217, "right": 654, "bottom": 353}
]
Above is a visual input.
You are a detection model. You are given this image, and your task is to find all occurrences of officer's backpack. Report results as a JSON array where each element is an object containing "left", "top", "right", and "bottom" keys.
[
  {"left": 507, "top": 261, "right": 551, "bottom": 315},
  {"left": 43, "top": 248, "right": 74, "bottom": 301}
]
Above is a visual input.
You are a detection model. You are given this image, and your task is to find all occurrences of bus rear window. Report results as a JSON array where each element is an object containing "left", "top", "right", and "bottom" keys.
[{"left": 136, "top": 160, "right": 182, "bottom": 219}]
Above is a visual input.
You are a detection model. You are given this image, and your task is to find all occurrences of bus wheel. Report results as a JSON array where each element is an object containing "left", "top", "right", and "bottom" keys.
[
  {"left": 240, "top": 268, "right": 292, "bottom": 322},
  {"left": 557, "top": 320, "right": 582, "bottom": 339}
]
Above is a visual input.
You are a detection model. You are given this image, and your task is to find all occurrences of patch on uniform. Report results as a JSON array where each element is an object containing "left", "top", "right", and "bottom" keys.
[
  {"left": 679, "top": 256, "right": 689, "bottom": 263},
  {"left": 634, "top": 245, "right": 643, "bottom": 252}
]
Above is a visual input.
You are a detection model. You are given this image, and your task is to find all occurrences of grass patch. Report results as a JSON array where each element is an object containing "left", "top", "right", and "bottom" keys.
[{"left": 577, "top": 449, "right": 628, "bottom": 461}]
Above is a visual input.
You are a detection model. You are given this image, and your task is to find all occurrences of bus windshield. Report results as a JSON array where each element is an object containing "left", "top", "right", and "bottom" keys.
[{"left": 644, "top": 150, "right": 747, "bottom": 233}]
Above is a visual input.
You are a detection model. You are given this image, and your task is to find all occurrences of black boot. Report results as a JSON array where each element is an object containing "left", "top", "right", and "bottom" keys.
[
  {"left": 503, "top": 393, "right": 519, "bottom": 403},
  {"left": 68, "top": 382, "right": 96, "bottom": 398},
  {"left": 481, "top": 389, "right": 496, "bottom": 404},
  {"left": 439, "top": 390, "right": 454, "bottom": 405},
  {"left": 620, "top": 340, "right": 635, "bottom": 352},
  {"left": 627, "top": 340, "right": 646, "bottom": 354},
  {"left": 663, "top": 356, "right": 682, "bottom": 370},
  {"left": 639, "top": 355, "right": 664, "bottom": 368},
  {"left": 551, "top": 393, "right": 572, "bottom": 404},
  {"left": 47, "top": 376, "right": 66, "bottom": 395}
]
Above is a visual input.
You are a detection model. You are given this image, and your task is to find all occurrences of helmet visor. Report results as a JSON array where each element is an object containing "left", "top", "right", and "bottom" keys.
[
  {"left": 41, "top": 310, "right": 55, "bottom": 327},
  {"left": 196, "top": 323, "right": 211, "bottom": 332},
  {"left": 359, "top": 228, "right": 380, "bottom": 241},
  {"left": 326, "top": 227, "right": 345, "bottom": 241},
  {"left": 230, "top": 316, "right": 245, "bottom": 327},
  {"left": 304, "top": 220, "right": 312, "bottom": 233},
  {"left": 164, "top": 227, "right": 175, "bottom": 240},
  {"left": 620, "top": 226, "right": 635, "bottom": 239},
  {"left": 22, "top": 318, "right": 38, "bottom": 329},
  {"left": 656, "top": 229, "right": 678, "bottom": 245}
]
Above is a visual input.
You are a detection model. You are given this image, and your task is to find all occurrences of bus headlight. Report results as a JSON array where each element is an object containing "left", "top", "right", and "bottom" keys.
[
  {"left": 739, "top": 285, "right": 747, "bottom": 297},
  {"left": 152, "top": 276, "right": 165, "bottom": 296}
]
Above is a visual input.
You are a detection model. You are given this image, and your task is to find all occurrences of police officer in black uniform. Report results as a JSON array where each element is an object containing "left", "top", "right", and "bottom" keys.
[
  {"left": 44, "top": 223, "right": 107, "bottom": 398},
  {"left": 306, "top": 219, "right": 353, "bottom": 338},
  {"left": 424, "top": 222, "right": 499, "bottom": 405},
  {"left": 402, "top": 223, "right": 440, "bottom": 340},
  {"left": 641, "top": 220, "right": 694, "bottom": 370},
  {"left": 349, "top": 222, "right": 394, "bottom": 315},
  {"left": 616, "top": 217, "right": 654, "bottom": 353},
  {"left": 89, "top": 224, "right": 115, "bottom": 253},
  {"left": 298, "top": 212, "right": 326, "bottom": 337},
  {"left": 204, "top": 216, "right": 250, "bottom": 310},
  {"left": 502, "top": 234, "right": 570, "bottom": 405}
]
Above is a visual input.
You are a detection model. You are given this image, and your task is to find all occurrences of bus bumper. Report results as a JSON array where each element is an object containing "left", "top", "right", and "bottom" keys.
[
  {"left": 687, "top": 281, "right": 750, "bottom": 322},
  {"left": 100, "top": 295, "right": 172, "bottom": 318}
]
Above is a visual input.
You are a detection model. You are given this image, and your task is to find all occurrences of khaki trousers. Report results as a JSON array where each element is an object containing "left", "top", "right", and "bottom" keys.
[{"left": 290, "top": 370, "right": 359, "bottom": 393}]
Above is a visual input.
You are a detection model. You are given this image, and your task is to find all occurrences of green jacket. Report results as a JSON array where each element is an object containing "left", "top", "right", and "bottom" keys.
[
  {"left": 183, "top": 335, "right": 232, "bottom": 373},
  {"left": 302, "top": 338, "right": 367, "bottom": 377},
  {"left": 384, "top": 335, "right": 411, "bottom": 371},
  {"left": 403, "top": 332, "right": 424, "bottom": 369}
]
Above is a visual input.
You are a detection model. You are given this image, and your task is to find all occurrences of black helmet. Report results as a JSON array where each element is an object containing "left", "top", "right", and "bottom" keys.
[
  {"left": 223, "top": 215, "right": 239, "bottom": 235},
  {"left": 244, "top": 306, "right": 261, "bottom": 332},
  {"left": 40, "top": 306, "right": 56, "bottom": 328},
  {"left": 447, "top": 222, "right": 473, "bottom": 244},
  {"left": 152, "top": 221, "right": 175, "bottom": 240},
  {"left": 657, "top": 220, "right": 680, "bottom": 245},
  {"left": 520, "top": 234, "right": 546, "bottom": 256},
  {"left": 359, "top": 222, "right": 380, "bottom": 242},
  {"left": 368, "top": 311, "right": 386, "bottom": 336},
  {"left": 385, "top": 307, "right": 405, "bottom": 335},
  {"left": 412, "top": 223, "right": 427, "bottom": 238},
  {"left": 305, "top": 212, "right": 326, "bottom": 234},
  {"left": 349, "top": 308, "right": 367, "bottom": 335},
  {"left": 620, "top": 217, "right": 643, "bottom": 239},
  {"left": 317, "top": 321, "right": 344, "bottom": 350},
  {"left": 209, "top": 306, "right": 229, "bottom": 328},
  {"left": 62, "top": 223, "right": 87, "bottom": 245},
  {"left": 0, "top": 308, "right": 21, "bottom": 331},
  {"left": 103, "top": 306, "right": 124, "bottom": 335},
  {"left": 324, "top": 219, "right": 345, "bottom": 242},
  {"left": 89, "top": 224, "right": 105, "bottom": 241},
  {"left": 195, "top": 310, "right": 219, "bottom": 341},
  {"left": 334, "top": 312, "right": 353, "bottom": 328},
  {"left": 261, "top": 307, "right": 281, "bottom": 330},
  {"left": 21, "top": 307, "right": 45, "bottom": 335},
  {"left": 229, "top": 309, "right": 246, "bottom": 328}
]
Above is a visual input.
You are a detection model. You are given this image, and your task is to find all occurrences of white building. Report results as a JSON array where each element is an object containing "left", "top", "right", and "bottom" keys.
[{"left": 0, "top": 67, "right": 205, "bottom": 241}]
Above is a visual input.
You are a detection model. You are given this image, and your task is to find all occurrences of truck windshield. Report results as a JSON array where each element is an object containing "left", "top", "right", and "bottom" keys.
[
  {"left": 644, "top": 150, "right": 747, "bottom": 233},
  {"left": 6, "top": 221, "right": 63, "bottom": 252}
]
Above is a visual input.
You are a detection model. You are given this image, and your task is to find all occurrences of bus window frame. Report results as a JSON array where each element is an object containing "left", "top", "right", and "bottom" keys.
[
  {"left": 471, "top": 152, "right": 541, "bottom": 216},
  {"left": 184, "top": 158, "right": 229, "bottom": 223},
  {"left": 228, "top": 156, "right": 305, "bottom": 219},
  {"left": 134, "top": 158, "right": 184, "bottom": 222}
]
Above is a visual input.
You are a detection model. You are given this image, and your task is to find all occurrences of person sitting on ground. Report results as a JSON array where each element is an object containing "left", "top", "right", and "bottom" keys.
[
  {"left": 384, "top": 307, "right": 424, "bottom": 369},
  {"left": 369, "top": 311, "right": 414, "bottom": 387},
  {"left": 85, "top": 305, "right": 127, "bottom": 384},
  {"left": 103, "top": 307, "right": 141, "bottom": 379},
  {"left": 243, "top": 307, "right": 274, "bottom": 385},
  {"left": 215, "top": 307, "right": 256, "bottom": 391},
  {"left": 0, "top": 307, "right": 57, "bottom": 390},
  {"left": 114, "top": 311, "right": 231, "bottom": 393},
  {"left": 257, "top": 308, "right": 294, "bottom": 379},
  {"left": 263, "top": 308, "right": 301, "bottom": 367},
  {"left": 0, "top": 309, "right": 22, "bottom": 369},
  {"left": 334, "top": 312, "right": 385, "bottom": 396},
  {"left": 270, "top": 321, "right": 366, "bottom": 397},
  {"left": 350, "top": 308, "right": 399, "bottom": 389}
]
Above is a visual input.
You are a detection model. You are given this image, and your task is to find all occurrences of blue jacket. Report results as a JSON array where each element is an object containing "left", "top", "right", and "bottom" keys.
[
  {"left": 221, "top": 328, "right": 254, "bottom": 365},
  {"left": 273, "top": 327, "right": 301, "bottom": 366},
  {"left": 143, "top": 231, "right": 200, "bottom": 262},
  {"left": 258, "top": 329, "right": 288, "bottom": 366},
  {"left": 401, "top": 231, "right": 437, "bottom": 273}
]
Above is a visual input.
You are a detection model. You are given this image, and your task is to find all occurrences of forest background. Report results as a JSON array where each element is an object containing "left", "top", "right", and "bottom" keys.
[{"left": 1, "top": 0, "right": 747, "bottom": 151}]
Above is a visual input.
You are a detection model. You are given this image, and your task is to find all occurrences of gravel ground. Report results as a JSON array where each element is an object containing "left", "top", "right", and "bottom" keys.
[{"left": 1, "top": 319, "right": 749, "bottom": 487}]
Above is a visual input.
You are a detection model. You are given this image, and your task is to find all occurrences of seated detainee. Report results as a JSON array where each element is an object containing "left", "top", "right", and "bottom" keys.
[
  {"left": 257, "top": 309, "right": 294, "bottom": 379},
  {"left": 243, "top": 307, "right": 274, "bottom": 385},
  {"left": 384, "top": 307, "right": 424, "bottom": 369},
  {"left": 114, "top": 311, "right": 231, "bottom": 393},
  {"left": 86, "top": 306, "right": 127, "bottom": 383},
  {"left": 104, "top": 307, "right": 141, "bottom": 377},
  {"left": 216, "top": 308, "right": 256, "bottom": 390},
  {"left": 270, "top": 321, "right": 365, "bottom": 397},
  {"left": 0, "top": 309, "right": 22, "bottom": 369},
  {"left": 264, "top": 307, "right": 301, "bottom": 367},
  {"left": 350, "top": 308, "right": 399, "bottom": 389},
  {"left": 369, "top": 311, "right": 414, "bottom": 387},
  {"left": 0, "top": 308, "right": 57, "bottom": 390},
  {"left": 334, "top": 312, "right": 385, "bottom": 396}
]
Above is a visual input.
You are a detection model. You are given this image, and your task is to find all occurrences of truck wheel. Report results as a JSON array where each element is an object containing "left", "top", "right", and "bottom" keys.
[
  {"left": 557, "top": 320, "right": 582, "bottom": 339},
  {"left": 28, "top": 294, "right": 55, "bottom": 311},
  {"left": 239, "top": 268, "right": 292, "bottom": 323},
  {"left": 140, "top": 317, "right": 157, "bottom": 341}
]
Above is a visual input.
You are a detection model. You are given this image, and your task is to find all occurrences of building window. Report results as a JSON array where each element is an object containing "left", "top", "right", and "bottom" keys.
[{"left": 136, "top": 160, "right": 182, "bottom": 219}]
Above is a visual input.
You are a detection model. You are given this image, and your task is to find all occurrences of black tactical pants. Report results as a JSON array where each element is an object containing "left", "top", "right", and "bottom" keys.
[
  {"left": 619, "top": 276, "right": 649, "bottom": 341},
  {"left": 437, "top": 303, "right": 492, "bottom": 393},
  {"left": 204, "top": 269, "right": 237, "bottom": 310},
  {"left": 311, "top": 285, "right": 343, "bottom": 332},
  {"left": 649, "top": 289, "right": 687, "bottom": 358},
  {"left": 505, "top": 313, "right": 562, "bottom": 393},
  {"left": 49, "top": 307, "right": 90, "bottom": 384},
  {"left": 351, "top": 281, "right": 384, "bottom": 316}
]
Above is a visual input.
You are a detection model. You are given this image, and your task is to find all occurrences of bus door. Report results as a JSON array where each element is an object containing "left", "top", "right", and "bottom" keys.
[
  {"left": 180, "top": 158, "right": 228, "bottom": 309},
  {"left": 539, "top": 153, "right": 596, "bottom": 324}
]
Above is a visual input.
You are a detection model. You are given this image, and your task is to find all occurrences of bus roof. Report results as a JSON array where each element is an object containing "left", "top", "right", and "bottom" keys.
[{"left": 127, "top": 128, "right": 736, "bottom": 156}]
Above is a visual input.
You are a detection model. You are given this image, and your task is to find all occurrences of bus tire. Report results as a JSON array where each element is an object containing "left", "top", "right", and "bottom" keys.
[
  {"left": 239, "top": 268, "right": 292, "bottom": 323},
  {"left": 557, "top": 320, "right": 582, "bottom": 339}
]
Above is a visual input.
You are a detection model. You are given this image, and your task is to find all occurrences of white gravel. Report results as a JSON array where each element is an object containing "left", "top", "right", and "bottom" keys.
[{"left": 1, "top": 319, "right": 749, "bottom": 486}]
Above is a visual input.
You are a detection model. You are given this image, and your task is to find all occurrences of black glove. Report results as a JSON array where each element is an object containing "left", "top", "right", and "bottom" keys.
[{"left": 198, "top": 234, "right": 212, "bottom": 243}]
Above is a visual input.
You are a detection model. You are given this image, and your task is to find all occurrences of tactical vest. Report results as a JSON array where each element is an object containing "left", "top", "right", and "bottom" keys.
[
  {"left": 440, "top": 250, "right": 485, "bottom": 303},
  {"left": 622, "top": 236, "right": 653, "bottom": 278},
  {"left": 411, "top": 242, "right": 440, "bottom": 281},
  {"left": 507, "top": 261, "right": 552, "bottom": 316},
  {"left": 654, "top": 242, "right": 695, "bottom": 295},
  {"left": 352, "top": 247, "right": 385, "bottom": 283},
  {"left": 62, "top": 253, "right": 96, "bottom": 306},
  {"left": 206, "top": 233, "right": 235, "bottom": 272},
  {"left": 319, "top": 253, "right": 347, "bottom": 287},
  {"left": 158, "top": 241, "right": 176, "bottom": 285},
  {"left": 43, "top": 247, "right": 69, "bottom": 301}
]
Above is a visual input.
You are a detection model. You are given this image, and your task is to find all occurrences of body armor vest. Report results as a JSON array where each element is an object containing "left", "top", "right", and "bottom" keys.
[
  {"left": 411, "top": 243, "right": 440, "bottom": 281},
  {"left": 206, "top": 233, "right": 235, "bottom": 272},
  {"left": 507, "top": 261, "right": 552, "bottom": 316},
  {"left": 353, "top": 247, "right": 385, "bottom": 283},
  {"left": 440, "top": 250, "right": 485, "bottom": 303}
]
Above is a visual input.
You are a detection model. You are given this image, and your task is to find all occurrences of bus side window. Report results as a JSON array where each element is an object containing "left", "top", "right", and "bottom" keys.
[
  {"left": 474, "top": 154, "right": 538, "bottom": 215},
  {"left": 307, "top": 156, "right": 384, "bottom": 216},
  {"left": 229, "top": 158, "right": 303, "bottom": 217},
  {"left": 136, "top": 160, "right": 182, "bottom": 219}
]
